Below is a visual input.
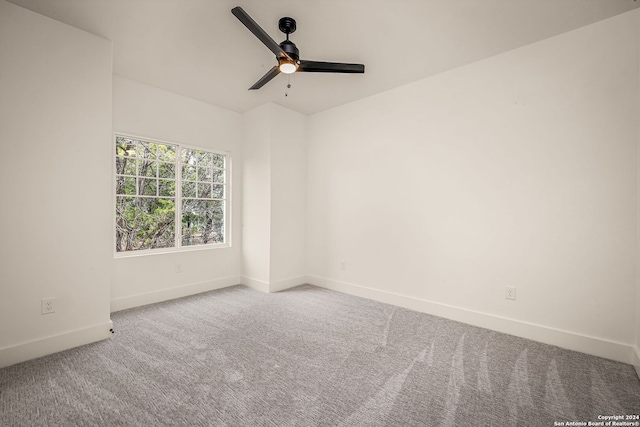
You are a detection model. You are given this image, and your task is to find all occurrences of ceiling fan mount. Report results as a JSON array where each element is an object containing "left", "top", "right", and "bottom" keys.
[
  {"left": 278, "top": 17, "right": 297, "bottom": 35},
  {"left": 231, "top": 6, "right": 365, "bottom": 90}
]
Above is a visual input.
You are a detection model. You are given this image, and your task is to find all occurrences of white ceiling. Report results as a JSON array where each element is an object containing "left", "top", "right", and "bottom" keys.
[{"left": 8, "top": 0, "right": 640, "bottom": 115}]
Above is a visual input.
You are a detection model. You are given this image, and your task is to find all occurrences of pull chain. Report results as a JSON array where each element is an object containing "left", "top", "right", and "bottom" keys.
[{"left": 285, "top": 75, "right": 291, "bottom": 97}]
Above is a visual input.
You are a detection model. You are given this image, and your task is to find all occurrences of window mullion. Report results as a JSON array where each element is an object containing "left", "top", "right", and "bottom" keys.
[{"left": 175, "top": 146, "right": 182, "bottom": 249}]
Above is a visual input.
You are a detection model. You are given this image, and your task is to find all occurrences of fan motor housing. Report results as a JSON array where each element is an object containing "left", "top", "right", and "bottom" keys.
[{"left": 279, "top": 39, "right": 299, "bottom": 60}]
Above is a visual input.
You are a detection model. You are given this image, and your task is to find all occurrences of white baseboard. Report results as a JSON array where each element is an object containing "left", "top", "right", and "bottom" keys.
[
  {"left": 110, "top": 275, "right": 242, "bottom": 312},
  {"left": 307, "top": 275, "right": 636, "bottom": 365},
  {"left": 268, "top": 275, "right": 307, "bottom": 293},
  {"left": 633, "top": 346, "right": 640, "bottom": 379},
  {"left": 241, "top": 276, "right": 270, "bottom": 293},
  {"left": 240, "top": 275, "right": 306, "bottom": 293},
  {"left": 0, "top": 321, "right": 113, "bottom": 369}
]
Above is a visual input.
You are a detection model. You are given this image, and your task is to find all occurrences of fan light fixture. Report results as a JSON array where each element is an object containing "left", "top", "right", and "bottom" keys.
[{"left": 279, "top": 59, "right": 298, "bottom": 74}]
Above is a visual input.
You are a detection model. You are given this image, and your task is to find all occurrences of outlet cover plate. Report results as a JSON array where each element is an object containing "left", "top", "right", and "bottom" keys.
[
  {"left": 41, "top": 298, "right": 55, "bottom": 314},
  {"left": 505, "top": 286, "right": 516, "bottom": 301}
]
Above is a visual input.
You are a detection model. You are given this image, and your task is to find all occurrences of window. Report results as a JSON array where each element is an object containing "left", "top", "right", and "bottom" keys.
[{"left": 115, "top": 135, "right": 228, "bottom": 253}]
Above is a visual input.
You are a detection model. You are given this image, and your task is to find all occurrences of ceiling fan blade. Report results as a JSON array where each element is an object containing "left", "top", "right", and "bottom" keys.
[
  {"left": 231, "top": 7, "right": 292, "bottom": 61},
  {"left": 298, "top": 60, "right": 365, "bottom": 73},
  {"left": 249, "top": 65, "right": 281, "bottom": 90}
]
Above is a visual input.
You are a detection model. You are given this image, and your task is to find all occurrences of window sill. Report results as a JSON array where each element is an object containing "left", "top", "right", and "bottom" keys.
[{"left": 114, "top": 243, "right": 231, "bottom": 259}]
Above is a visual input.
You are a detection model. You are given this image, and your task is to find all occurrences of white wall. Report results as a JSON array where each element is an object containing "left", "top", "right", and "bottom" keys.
[
  {"left": 111, "top": 76, "right": 243, "bottom": 311},
  {"left": 0, "top": 0, "right": 113, "bottom": 367},
  {"left": 269, "top": 104, "right": 308, "bottom": 288},
  {"left": 307, "top": 10, "right": 640, "bottom": 364},
  {"left": 636, "top": 15, "right": 640, "bottom": 375},
  {"left": 242, "top": 103, "right": 307, "bottom": 292},
  {"left": 242, "top": 104, "right": 273, "bottom": 288}
]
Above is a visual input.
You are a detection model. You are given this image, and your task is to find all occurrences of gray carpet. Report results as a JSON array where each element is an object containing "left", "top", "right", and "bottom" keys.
[{"left": 1, "top": 285, "right": 639, "bottom": 426}]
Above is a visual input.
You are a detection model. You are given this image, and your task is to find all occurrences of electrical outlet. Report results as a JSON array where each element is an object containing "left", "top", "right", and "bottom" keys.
[
  {"left": 340, "top": 260, "right": 346, "bottom": 270},
  {"left": 41, "top": 298, "right": 55, "bottom": 315},
  {"left": 505, "top": 286, "right": 517, "bottom": 301},
  {"left": 175, "top": 263, "right": 182, "bottom": 273}
]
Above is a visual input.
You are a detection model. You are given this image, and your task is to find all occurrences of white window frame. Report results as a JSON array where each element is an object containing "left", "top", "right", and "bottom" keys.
[{"left": 113, "top": 132, "right": 231, "bottom": 257}]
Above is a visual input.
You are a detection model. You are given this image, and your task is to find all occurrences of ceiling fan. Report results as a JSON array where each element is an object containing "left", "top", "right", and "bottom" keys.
[{"left": 231, "top": 6, "right": 365, "bottom": 90}]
